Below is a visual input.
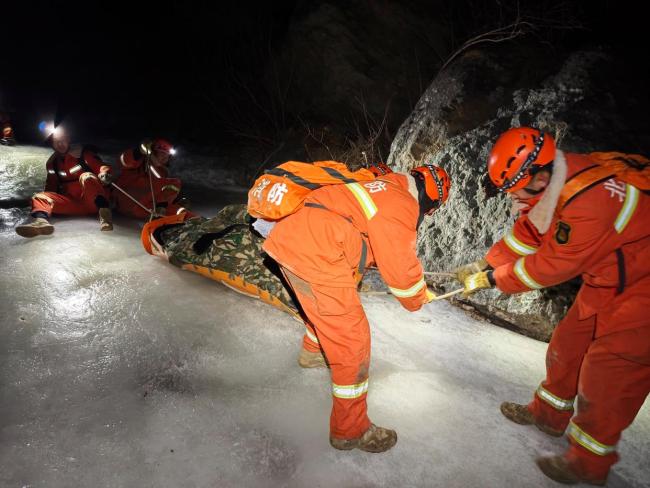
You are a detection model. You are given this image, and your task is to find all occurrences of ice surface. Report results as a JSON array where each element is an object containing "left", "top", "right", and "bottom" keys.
[{"left": 1, "top": 145, "right": 649, "bottom": 487}]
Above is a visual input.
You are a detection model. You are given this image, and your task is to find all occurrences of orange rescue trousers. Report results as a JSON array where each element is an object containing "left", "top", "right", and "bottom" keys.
[
  {"left": 527, "top": 302, "right": 650, "bottom": 480},
  {"left": 31, "top": 173, "right": 109, "bottom": 217},
  {"left": 282, "top": 268, "right": 372, "bottom": 440}
]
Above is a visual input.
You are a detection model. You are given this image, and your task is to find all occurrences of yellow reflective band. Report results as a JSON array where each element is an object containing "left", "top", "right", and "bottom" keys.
[
  {"left": 304, "top": 327, "right": 319, "bottom": 344},
  {"left": 504, "top": 229, "right": 538, "bottom": 256},
  {"left": 388, "top": 277, "right": 426, "bottom": 298},
  {"left": 120, "top": 153, "right": 128, "bottom": 167},
  {"left": 514, "top": 258, "right": 543, "bottom": 290},
  {"left": 69, "top": 164, "right": 82, "bottom": 174},
  {"left": 150, "top": 166, "right": 162, "bottom": 179},
  {"left": 161, "top": 184, "right": 180, "bottom": 193},
  {"left": 34, "top": 193, "right": 54, "bottom": 204},
  {"left": 347, "top": 183, "right": 378, "bottom": 220},
  {"left": 568, "top": 422, "right": 616, "bottom": 456},
  {"left": 614, "top": 185, "right": 639, "bottom": 234},
  {"left": 332, "top": 379, "right": 369, "bottom": 399},
  {"left": 536, "top": 385, "right": 574, "bottom": 411}
]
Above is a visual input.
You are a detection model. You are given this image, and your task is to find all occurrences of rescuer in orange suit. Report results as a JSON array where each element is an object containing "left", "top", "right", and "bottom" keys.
[
  {"left": 15, "top": 128, "right": 113, "bottom": 237},
  {"left": 263, "top": 163, "right": 451, "bottom": 453},
  {"left": 0, "top": 111, "right": 16, "bottom": 145},
  {"left": 113, "top": 138, "right": 189, "bottom": 219},
  {"left": 457, "top": 127, "right": 650, "bottom": 484}
]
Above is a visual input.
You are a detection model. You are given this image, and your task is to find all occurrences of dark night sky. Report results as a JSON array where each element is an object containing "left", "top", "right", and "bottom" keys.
[
  {"left": 1, "top": 1, "right": 647, "bottom": 146},
  {"left": 2, "top": 1, "right": 297, "bottom": 144}
]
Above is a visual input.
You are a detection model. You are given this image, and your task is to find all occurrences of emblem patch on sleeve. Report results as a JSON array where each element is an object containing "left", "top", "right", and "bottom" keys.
[{"left": 555, "top": 221, "right": 571, "bottom": 245}]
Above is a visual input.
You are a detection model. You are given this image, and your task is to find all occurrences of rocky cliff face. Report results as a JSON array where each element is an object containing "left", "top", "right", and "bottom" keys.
[{"left": 388, "top": 45, "right": 649, "bottom": 340}]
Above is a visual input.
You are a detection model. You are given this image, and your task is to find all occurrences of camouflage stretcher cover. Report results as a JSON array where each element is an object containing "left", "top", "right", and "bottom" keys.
[{"left": 155, "top": 204, "right": 300, "bottom": 319}]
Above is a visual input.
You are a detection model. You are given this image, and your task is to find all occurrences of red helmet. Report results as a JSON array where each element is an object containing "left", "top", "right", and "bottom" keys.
[
  {"left": 368, "top": 162, "right": 393, "bottom": 177},
  {"left": 488, "top": 127, "right": 556, "bottom": 193},
  {"left": 153, "top": 138, "right": 174, "bottom": 155},
  {"left": 410, "top": 164, "right": 451, "bottom": 212}
]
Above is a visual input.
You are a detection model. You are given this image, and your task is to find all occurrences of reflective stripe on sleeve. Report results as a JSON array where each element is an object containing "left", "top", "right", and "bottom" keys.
[
  {"left": 614, "top": 185, "right": 639, "bottom": 234},
  {"left": 504, "top": 229, "right": 538, "bottom": 256},
  {"left": 388, "top": 277, "right": 426, "bottom": 298},
  {"left": 513, "top": 258, "right": 543, "bottom": 290},
  {"left": 69, "top": 164, "right": 82, "bottom": 174},
  {"left": 332, "top": 379, "right": 369, "bottom": 399},
  {"left": 304, "top": 327, "right": 319, "bottom": 344},
  {"left": 346, "top": 183, "right": 377, "bottom": 220},
  {"left": 568, "top": 422, "right": 616, "bottom": 456},
  {"left": 149, "top": 166, "right": 162, "bottom": 179},
  {"left": 47, "top": 169, "right": 56, "bottom": 174},
  {"left": 536, "top": 385, "right": 574, "bottom": 411},
  {"left": 161, "top": 184, "right": 180, "bottom": 193}
]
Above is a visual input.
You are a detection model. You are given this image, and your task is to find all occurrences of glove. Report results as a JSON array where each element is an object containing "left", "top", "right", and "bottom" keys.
[
  {"left": 425, "top": 288, "right": 437, "bottom": 302},
  {"left": 139, "top": 139, "right": 153, "bottom": 156},
  {"left": 453, "top": 258, "right": 489, "bottom": 284},
  {"left": 463, "top": 271, "right": 494, "bottom": 297},
  {"left": 98, "top": 172, "right": 112, "bottom": 186}
]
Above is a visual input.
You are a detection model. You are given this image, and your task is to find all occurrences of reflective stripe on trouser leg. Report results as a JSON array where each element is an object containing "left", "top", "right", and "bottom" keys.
[
  {"left": 288, "top": 279, "right": 372, "bottom": 439},
  {"left": 568, "top": 422, "right": 616, "bottom": 456},
  {"left": 536, "top": 384, "right": 574, "bottom": 411},
  {"left": 528, "top": 302, "right": 594, "bottom": 432}
]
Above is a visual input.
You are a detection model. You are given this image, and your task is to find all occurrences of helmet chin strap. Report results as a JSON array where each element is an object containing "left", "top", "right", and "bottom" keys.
[{"left": 413, "top": 174, "right": 438, "bottom": 228}]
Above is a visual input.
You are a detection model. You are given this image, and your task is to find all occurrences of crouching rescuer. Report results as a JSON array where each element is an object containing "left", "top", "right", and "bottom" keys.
[
  {"left": 457, "top": 127, "right": 650, "bottom": 484},
  {"left": 15, "top": 128, "right": 113, "bottom": 237},
  {"left": 261, "top": 162, "right": 451, "bottom": 453}
]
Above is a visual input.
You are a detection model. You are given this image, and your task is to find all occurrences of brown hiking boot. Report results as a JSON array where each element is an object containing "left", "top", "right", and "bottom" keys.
[
  {"left": 297, "top": 349, "right": 328, "bottom": 369},
  {"left": 99, "top": 208, "right": 113, "bottom": 231},
  {"left": 536, "top": 455, "right": 606, "bottom": 486},
  {"left": 15, "top": 217, "right": 54, "bottom": 238},
  {"left": 500, "top": 402, "right": 564, "bottom": 437},
  {"left": 330, "top": 424, "right": 397, "bottom": 453}
]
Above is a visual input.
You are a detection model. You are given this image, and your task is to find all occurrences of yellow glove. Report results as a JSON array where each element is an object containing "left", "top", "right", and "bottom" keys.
[
  {"left": 463, "top": 271, "right": 494, "bottom": 297},
  {"left": 425, "top": 288, "right": 437, "bottom": 302},
  {"left": 454, "top": 258, "right": 489, "bottom": 284}
]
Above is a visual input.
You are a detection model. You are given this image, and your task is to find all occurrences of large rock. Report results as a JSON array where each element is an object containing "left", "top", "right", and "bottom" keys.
[{"left": 388, "top": 44, "right": 649, "bottom": 341}]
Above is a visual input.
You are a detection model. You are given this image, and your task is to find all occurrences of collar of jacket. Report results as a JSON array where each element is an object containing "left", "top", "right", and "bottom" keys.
[
  {"left": 405, "top": 172, "right": 419, "bottom": 202},
  {"left": 528, "top": 149, "right": 567, "bottom": 234}
]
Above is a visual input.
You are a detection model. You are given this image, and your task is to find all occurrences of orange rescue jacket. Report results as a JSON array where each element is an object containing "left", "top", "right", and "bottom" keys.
[
  {"left": 44, "top": 146, "right": 110, "bottom": 196},
  {"left": 486, "top": 152, "right": 650, "bottom": 336},
  {"left": 263, "top": 173, "right": 434, "bottom": 311}
]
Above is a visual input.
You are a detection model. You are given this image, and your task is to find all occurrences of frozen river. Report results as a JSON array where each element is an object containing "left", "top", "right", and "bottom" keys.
[{"left": 1, "top": 145, "right": 648, "bottom": 487}]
